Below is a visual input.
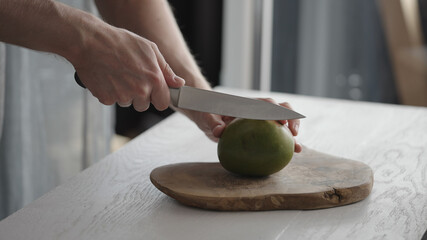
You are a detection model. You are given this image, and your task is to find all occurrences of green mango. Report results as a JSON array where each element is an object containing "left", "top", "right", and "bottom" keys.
[{"left": 217, "top": 119, "right": 294, "bottom": 177}]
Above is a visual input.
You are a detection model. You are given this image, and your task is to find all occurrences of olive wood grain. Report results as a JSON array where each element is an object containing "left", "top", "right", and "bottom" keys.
[{"left": 150, "top": 147, "right": 373, "bottom": 211}]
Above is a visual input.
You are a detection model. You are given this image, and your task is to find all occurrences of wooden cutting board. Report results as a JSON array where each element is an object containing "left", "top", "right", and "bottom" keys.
[{"left": 150, "top": 147, "right": 373, "bottom": 211}]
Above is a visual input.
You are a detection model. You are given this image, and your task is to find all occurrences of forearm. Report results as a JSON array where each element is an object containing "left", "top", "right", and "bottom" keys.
[
  {"left": 95, "top": 0, "right": 211, "bottom": 90},
  {"left": 0, "top": 0, "right": 104, "bottom": 65}
]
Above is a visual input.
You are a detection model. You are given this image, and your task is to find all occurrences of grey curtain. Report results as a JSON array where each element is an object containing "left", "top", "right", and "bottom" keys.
[
  {"left": 0, "top": 44, "right": 5, "bottom": 219},
  {"left": 0, "top": 0, "right": 113, "bottom": 220}
]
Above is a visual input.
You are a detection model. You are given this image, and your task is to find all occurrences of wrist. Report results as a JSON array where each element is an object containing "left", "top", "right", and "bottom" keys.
[{"left": 54, "top": 4, "right": 106, "bottom": 67}]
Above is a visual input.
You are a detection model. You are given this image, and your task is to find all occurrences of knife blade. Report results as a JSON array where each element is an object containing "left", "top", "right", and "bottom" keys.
[
  {"left": 169, "top": 86, "right": 305, "bottom": 120},
  {"left": 74, "top": 72, "right": 305, "bottom": 120}
]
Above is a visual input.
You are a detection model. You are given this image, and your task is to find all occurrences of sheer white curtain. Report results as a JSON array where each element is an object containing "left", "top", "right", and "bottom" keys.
[
  {"left": 0, "top": 0, "right": 113, "bottom": 220},
  {"left": 221, "top": 0, "right": 273, "bottom": 91}
]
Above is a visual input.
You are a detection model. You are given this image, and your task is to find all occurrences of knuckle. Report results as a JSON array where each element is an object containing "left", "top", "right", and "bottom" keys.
[
  {"left": 151, "top": 76, "right": 163, "bottom": 88},
  {"left": 154, "top": 102, "right": 169, "bottom": 111},
  {"left": 133, "top": 106, "right": 143, "bottom": 112},
  {"left": 162, "top": 63, "right": 175, "bottom": 78},
  {"left": 99, "top": 97, "right": 115, "bottom": 106},
  {"left": 117, "top": 94, "right": 131, "bottom": 104},
  {"left": 115, "top": 94, "right": 126, "bottom": 103},
  {"left": 144, "top": 70, "right": 162, "bottom": 84},
  {"left": 149, "top": 41, "right": 159, "bottom": 51},
  {"left": 162, "top": 62, "right": 171, "bottom": 73},
  {"left": 147, "top": 72, "right": 164, "bottom": 89},
  {"left": 132, "top": 96, "right": 150, "bottom": 112},
  {"left": 134, "top": 103, "right": 150, "bottom": 112},
  {"left": 151, "top": 91, "right": 169, "bottom": 111},
  {"left": 94, "top": 92, "right": 115, "bottom": 105},
  {"left": 135, "top": 84, "right": 149, "bottom": 97}
]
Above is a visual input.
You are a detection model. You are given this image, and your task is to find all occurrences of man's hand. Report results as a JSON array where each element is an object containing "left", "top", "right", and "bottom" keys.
[
  {"left": 73, "top": 27, "right": 185, "bottom": 111},
  {"left": 180, "top": 101, "right": 302, "bottom": 153},
  {"left": 0, "top": 0, "right": 186, "bottom": 112}
]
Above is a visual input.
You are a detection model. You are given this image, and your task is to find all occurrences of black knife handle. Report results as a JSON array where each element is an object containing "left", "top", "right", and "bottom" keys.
[{"left": 74, "top": 72, "right": 86, "bottom": 89}]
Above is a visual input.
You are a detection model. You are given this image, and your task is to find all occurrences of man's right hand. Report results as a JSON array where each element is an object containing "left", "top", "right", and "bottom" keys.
[
  {"left": 0, "top": 0, "right": 185, "bottom": 112},
  {"left": 72, "top": 26, "right": 185, "bottom": 111}
]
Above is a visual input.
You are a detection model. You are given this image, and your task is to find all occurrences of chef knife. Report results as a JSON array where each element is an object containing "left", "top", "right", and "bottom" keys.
[{"left": 74, "top": 72, "right": 305, "bottom": 120}]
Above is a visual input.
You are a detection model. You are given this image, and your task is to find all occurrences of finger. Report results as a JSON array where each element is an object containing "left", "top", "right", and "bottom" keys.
[
  {"left": 194, "top": 112, "right": 225, "bottom": 142},
  {"left": 212, "top": 121, "right": 226, "bottom": 139},
  {"left": 132, "top": 94, "right": 151, "bottom": 112},
  {"left": 116, "top": 92, "right": 133, "bottom": 108},
  {"left": 205, "top": 113, "right": 225, "bottom": 139},
  {"left": 222, "top": 116, "right": 235, "bottom": 125},
  {"left": 257, "top": 98, "right": 288, "bottom": 125},
  {"left": 258, "top": 98, "right": 276, "bottom": 104},
  {"left": 151, "top": 43, "right": 185, "bottom": 88},
  {"left": 280, "top": 102, "right": 300, "bottom": 136},
  {"left": 77, "top": 71, "right": 117, "bottom": 106},
  {"left": 90, "top": 87, "right": 116, "bottom": 106},
  {"left": 294, "top": 141, "right": 302, "bottom": 153},
  {"left": 149, "top": 61, "right": 169, "bottom": 110},
  {"left": 117, "top": 100, "right": 133, "bottom": 108},
  {"left": 150, "top": 77, "right": 170, "bottom": 111},
  {"left": 150, "top": 44, "right": 183, "bottom": 110},
  {"left": 117, "top": 102, "right": 132, "bottom": 108},
  {"left": 280, "top": 101, "right": 292, "bottom": 109}
]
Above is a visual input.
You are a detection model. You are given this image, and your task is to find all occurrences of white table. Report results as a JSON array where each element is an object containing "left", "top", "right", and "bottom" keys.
[{"left": 0, "top": 87, "right": 426, "bottom": 240}]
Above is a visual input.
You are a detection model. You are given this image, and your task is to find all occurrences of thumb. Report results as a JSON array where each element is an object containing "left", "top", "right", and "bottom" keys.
[
  {"left": 212, "top": 123, "right": 226, "bottom": 139},
  {"left": 210, "top": 115, "right": 226, "bottom": 139},
  {"left": 161, "top": 62, "right": 185, "bottom": 88},
  {"left": 152, "top": 44, "right": 185, "bottom": 88}
]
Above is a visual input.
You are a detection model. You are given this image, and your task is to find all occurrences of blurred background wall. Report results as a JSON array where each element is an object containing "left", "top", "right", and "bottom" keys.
[{"left": 221, "top": 0, "right": 426, "bottom": 105}]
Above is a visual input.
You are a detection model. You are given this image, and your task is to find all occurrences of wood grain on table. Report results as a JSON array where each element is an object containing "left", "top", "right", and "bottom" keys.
[{"left": 0, "top": 87, "right": 426, "bottom": 240}]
